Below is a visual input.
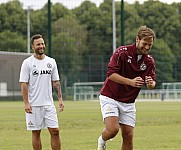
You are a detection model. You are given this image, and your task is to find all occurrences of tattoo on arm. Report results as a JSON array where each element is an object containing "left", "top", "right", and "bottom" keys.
[{"left": 53, "top": 81, "right": 62, "bottom": 99}]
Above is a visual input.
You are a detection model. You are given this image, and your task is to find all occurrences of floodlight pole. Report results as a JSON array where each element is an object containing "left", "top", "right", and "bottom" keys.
[
  {"left": 121, "top": 0, "right": 125, "bottom": 46},
  {"left": 48, "top": 0, "right": 52, "bottom": 57},
  {"left": 112, "top": 0, "right": 116, "bottom": 53},
  {"left": 27, "top": 6, "right": 31, "bottom": 54}
]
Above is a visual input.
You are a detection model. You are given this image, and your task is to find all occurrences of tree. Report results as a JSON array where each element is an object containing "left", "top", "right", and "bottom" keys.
[
  {"left": 51, "top": 15, "right": 88, "bottom": 86},
  {"left": 73, "top": 1, "right": 108, "bottom": 55},
  {"left": 0, "top": 1, "right": 27, "bottom": 35},
  {"left": 0, "top": 30, "right": 26, "bottom": 52},
  {"left": 30, "top": 9, "right": 48, "bottom": 38},
  {"left": 0, "top": 0, "right": 180, "bottom": 86},
  {"left": 135, "top": 0, "right": 181, "bottom": 82},
  {"left": 151, "top": 39, "right": 175, "bottom": 87},
  {"left": 30, "top": 3, "right": 72, "bottom": 51}
]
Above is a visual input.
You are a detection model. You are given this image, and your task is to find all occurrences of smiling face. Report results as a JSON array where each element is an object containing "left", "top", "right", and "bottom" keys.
[
  {"left": 32, "top": 37, "right": 45, "bottom": 55},
  {"left": 135, "top": 26, "right": 155, "bottom": 55},
  {"left": 136, "top": 36, "right": 154, "bottom": 55}
]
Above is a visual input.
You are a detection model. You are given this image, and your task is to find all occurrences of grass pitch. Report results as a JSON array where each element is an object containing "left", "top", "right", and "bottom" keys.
[{"left": 0, "top": 100, "right": 181, "bottom": 150}]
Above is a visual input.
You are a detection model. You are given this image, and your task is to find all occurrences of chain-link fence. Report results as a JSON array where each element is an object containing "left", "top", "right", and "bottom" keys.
[{"left": 0, "top": 0, "right": 181, "bottom": 100}]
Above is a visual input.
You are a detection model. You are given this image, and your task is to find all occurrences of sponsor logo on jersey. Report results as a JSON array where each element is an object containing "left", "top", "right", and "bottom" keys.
[
  {"left": 40, "top": 70, "right": 52, "bottom": 75},
  {"left": 127, "top": 56, "right": 132, "bottom": 63},
  {"left": 32, "top": 69, "right": 39, "bottom": 77},
  {"left": 32, "top": 69, "right": 52, "bottom": 76}
]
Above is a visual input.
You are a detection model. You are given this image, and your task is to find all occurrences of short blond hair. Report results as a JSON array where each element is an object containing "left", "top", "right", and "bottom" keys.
[{"left": 137, "top": 26, "right": 156, "bottom": 41}]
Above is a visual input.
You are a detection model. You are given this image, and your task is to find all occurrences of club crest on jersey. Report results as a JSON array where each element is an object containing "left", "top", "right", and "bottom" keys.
[
  {"left": 47, "top": 63, "right": 52, "bottom": 68},
  {"left": 140, "top": 62, "right": 147, "bottom": 71},
  {"left": 32, "top": 69, "right": 39, "bottom": 77}
]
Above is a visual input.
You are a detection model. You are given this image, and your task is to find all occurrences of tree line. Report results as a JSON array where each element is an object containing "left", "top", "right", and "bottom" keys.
[{"left": 0, "top": 0, "right": 181, "bottom": 89}]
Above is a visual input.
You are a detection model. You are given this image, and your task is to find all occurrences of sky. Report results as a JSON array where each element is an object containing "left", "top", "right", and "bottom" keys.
[{"left": 0, "top": 0, "right": 180, "bottom": 9}]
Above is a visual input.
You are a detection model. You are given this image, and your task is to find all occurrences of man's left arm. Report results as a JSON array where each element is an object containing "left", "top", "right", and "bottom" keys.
[
  {"left": 52, "top": 80, "right": 64, "bottom": 112},
  {"left": 145, "top": 58, "right": 156, "bottom": 90},
  {"left": 145, "top": 76, "right": 156, "bottom": 90}
]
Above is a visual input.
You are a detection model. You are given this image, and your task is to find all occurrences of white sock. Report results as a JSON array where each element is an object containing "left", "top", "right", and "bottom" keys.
[{"left": 98, "top": 135, "right": 106, "bottom": 144}]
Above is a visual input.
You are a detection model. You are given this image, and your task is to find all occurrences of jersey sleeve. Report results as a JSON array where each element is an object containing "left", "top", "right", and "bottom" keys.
[
  {"left": 147, "top": 58, "right": 157, "bottom": 82},
  {"left": 107, "top": 47, "right": 124, "bottom": 77},
  {"left": 51, "top": 59, "right": 60, "bottom": 81},
  {"left": 19, "top": 59, "right": 30, "bottom": 83}
]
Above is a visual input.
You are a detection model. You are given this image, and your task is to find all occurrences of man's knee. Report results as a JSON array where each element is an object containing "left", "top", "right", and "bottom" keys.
[
  {"left": 32, "top": 130, "right": 41, "bottom": 137},
  {"left": 106, "top": 125, "right": 119, "bottom": 138},
  {"left": 122, "top": 131, "right": 133, "bottom": 142},
  {"left": 104, "top": 116, "right": 120, "bottom": 138},
  {"left": 110, "top": 127, "right": 119, "bottom": 138},
  {"left": 49, "top": 128, "right": 60, "bottom": 137}
]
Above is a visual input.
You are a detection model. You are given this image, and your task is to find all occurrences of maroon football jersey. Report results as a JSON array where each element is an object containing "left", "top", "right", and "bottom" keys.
[{"left": 100, "top": 44, "right": 156, "bottom": 103}]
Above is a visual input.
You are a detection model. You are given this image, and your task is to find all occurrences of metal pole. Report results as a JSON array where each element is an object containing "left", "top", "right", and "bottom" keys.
[
  {"left": 27, "top": 6, "right": 31, "bottom": 54},
  {"left": 121, "top": 0, "right": 125, "bottom": 46},
  {"left": 112, "top": 0, "right": 116, "bottom": 53},
  {"left": 48, "top": 0, "right": 52, "bottom": 57}
]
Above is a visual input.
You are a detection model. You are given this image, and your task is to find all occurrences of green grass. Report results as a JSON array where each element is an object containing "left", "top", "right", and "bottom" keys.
[{"left": 0, "top": 100, "right": 181, "bottom": 150}]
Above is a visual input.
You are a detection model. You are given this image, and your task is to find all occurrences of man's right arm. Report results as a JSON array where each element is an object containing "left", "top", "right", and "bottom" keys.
[
  {"left": 21, "top": 82, "right": 32, "bottom": 113},
  {"left": 109, "top": 73, "right": 145, "bottom": 88}
]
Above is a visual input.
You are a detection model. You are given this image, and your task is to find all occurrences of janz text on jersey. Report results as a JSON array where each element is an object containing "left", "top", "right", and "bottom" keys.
[{"left": 40, "top": 70, "right": 52, "bottom": 75}]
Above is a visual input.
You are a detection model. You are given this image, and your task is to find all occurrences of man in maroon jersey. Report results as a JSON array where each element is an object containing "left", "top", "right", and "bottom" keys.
[{"left": 97, "top": 26, "right": 156, "bottom": 150}]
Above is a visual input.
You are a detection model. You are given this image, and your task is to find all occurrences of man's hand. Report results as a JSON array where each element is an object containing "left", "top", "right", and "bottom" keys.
[
  {"left": 58, "top": 98, "right": 64, "bottom": 112},
  {"left": 145, "top": 76, "right": 155, "bottom": 89},
  {"left": 24, "top": 102, "right": 32, "bottom": 114},
  {"left": 131, "top": 76, "right": 144, "bottom": 88}
]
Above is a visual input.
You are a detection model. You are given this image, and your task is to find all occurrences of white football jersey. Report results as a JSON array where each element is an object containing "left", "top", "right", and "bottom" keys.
[{"left": 19, "top": 55, "right": 60, "bottom": 106}]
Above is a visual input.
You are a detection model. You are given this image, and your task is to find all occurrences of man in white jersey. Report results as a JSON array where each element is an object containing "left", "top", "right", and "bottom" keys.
[{"left": 19, "top": 34, "right": 64, "bottom": 150}]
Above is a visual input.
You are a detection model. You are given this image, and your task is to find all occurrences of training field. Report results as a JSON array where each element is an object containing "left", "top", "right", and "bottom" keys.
[{"left": 0, "top": 100, "right": 181, "bottom": 150}]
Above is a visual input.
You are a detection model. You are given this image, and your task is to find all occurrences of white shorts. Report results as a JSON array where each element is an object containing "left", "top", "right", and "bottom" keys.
[
  {"left": 26, "top": 105, "right": 59, "bottom": 130},
  {"left": 99, "top": 95, "right": 136, "bottom": 127}
]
